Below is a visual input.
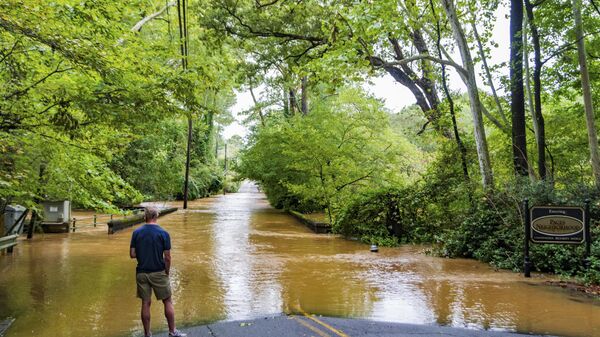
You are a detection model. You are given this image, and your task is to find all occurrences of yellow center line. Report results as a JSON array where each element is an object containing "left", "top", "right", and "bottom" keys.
[
  {"left": 296, "top": 307, "right": 351, "bottom": 337},
  {"left": 292, "top": 316, "right": 332, "bottom": 337}
]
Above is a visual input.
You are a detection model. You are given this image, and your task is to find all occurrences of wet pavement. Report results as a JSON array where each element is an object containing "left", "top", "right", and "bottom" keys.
[{"left": 153, "top": 315, "right": 551, "bottom": 337}]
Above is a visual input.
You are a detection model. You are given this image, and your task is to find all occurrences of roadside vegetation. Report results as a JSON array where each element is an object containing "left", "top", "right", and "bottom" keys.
[
  {"left": 0, "top": 0, "right": 239, "bottom": 216},
  {"left": 226, "top": 1, "right": 600, "bottom": 284},
  {"left": 2, "top": 0, "right": 600, "bottom": 285}
]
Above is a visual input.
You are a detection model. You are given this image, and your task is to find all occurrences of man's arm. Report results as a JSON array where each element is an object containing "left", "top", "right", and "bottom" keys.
[
  {"left": 130, "top": 232, "right": 137, "bottom": 259},
  {"left": 164, "top": 250, "right": 171, "bottom": 275}
]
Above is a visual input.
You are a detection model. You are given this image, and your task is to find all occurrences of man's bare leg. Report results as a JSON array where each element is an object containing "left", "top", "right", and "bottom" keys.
[
  {"left": 163, "top": 297, "right": 176, "bottom": 333},
  {"left": 141, "top": 299, "right": 152, "bottom": 336}
]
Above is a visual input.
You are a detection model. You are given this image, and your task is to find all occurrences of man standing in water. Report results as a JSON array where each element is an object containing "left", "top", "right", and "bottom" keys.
[{"left": 130, "top": 207, "right": 186, "bottom": 337}]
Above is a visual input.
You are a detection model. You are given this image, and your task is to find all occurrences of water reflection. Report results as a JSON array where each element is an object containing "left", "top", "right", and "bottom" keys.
[{"left": 0, "top": 182, "right": 599, "bottom": 337}]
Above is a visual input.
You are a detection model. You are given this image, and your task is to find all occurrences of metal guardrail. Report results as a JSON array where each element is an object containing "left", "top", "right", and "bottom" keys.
[
  {"left": 0, "top": 317, "right": 15, "bottom": 336},
  {"left": 108, "top": 207, "right": 177, "bottom": 234},
  {"left": 0, "top": 234, "right": 19, "bottom": 253},
  {"left": 37, "top": 211, "right": 143, "bottom": 233},
  {"left": 69, "top": 211, "right": 142, "bottom": 232}
]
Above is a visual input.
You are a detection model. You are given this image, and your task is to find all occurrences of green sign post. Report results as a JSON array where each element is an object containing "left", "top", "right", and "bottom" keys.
[{"left": 523, "top": 199, "right": 591, "bottom": 277}]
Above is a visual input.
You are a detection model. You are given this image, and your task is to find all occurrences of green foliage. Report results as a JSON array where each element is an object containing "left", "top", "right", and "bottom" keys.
[
  {"left": 176, "top": 165, "right": 223, "bottom": 200},
  {"left": 111, "top": 118, "right": 186, "bottom": 200},
  {"left": 439, "top": 196, "right": 522, "bottom": 270},
  {"left": 223, "top": 174, "right": 241, "bottom": 193},
  {"left": 218, "top": 0, "right": 600, "bottom": 286},
  {"left": 439, "top": 179, "right": 600, "bottom": 282},
  {"left": 0, "top": 0, "right": 237, "bottom": 211},
  {"left": 333, "top": 189, "right": 403, "bottom": 246},
  {"left": 334, "top": 141, "right": 473, "bottom": 246},
  {"left": 238, "top": 87, "right": 421, "bottom": 217}
]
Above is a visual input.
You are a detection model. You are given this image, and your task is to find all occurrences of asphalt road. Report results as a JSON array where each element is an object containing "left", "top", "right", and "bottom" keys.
[{"left": 154, "top": 315, "right": 554, "bottom": 337}]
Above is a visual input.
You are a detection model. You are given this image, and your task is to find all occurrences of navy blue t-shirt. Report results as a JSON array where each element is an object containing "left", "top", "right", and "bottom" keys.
[{"left": 130, "top": 224, "right": 171, "bottom": 273}]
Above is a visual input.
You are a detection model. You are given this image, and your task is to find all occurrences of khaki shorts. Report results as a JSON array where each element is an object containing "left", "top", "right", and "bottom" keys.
[{"left": 136, "top": 271, "right": 171, "bottom": 301}]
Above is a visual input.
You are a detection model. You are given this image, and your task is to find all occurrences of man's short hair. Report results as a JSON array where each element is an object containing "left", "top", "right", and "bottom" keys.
[{"left": 144, "top": 207, "right": 159, "bottom": 221}]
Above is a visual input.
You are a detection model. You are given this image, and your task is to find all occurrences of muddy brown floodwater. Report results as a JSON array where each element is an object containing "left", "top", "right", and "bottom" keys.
[{"left": 1, "top": 182, "right": 599, "bottom": 337}]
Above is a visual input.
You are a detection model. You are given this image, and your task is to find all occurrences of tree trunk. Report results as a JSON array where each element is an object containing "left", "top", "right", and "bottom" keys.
[
  {"left": 523, "top": 20, "right": 539, "bottom": 181},
  {"left": 434, "top": 11, "right": 470, "bottom": 186},
  {"left": 403, "top": 0, "right": 442, "bottom": 125},
  {"left": 301, "top": 76, "right": 308, "bottom": 115},
  {"left": 379, "top": 63, "right": 431, "bottom": 113},
  {"left": 441, "top": 0, "right": 494, "bottom": 191},
  {"left": 283, "top": 88, "right": 289, "bottom": 117},
  {"left": 525, "top": 0, "right": 547, "bottom": 180},
  {"left": 573, "top": 0, "right": 600, "bottom": 188},
  {"left": 26, "top": 210, "right": 37, "bottom": 239},
  {"left": 387, "top": 36, "right": 450, "bottom": 137},
  {"left": 371, "top": 55, "right": 444, "bottom": 134},
  {"left": 410, "top": 30, "right": 442, "bottom": 122},
  {"left": 130, "top": 1, "right": 176, "bottom": 32},
  {"left": 27, "top": 163, "right": 45, "bottom": 239},
  {"left": 289, "top": 88, "right": 297, "bottom": 116},
  {"left": 510, "top": 0, "right": 529, "bottom": 177},
  {"left": 250, "top": 86, "right": 265, "bottom": 126},
  {"left": 429, "top": 0, "right": 470, "bottom": 185}
]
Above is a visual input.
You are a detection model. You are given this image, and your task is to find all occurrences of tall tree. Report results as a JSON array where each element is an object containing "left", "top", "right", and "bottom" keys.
[
  {"left": 524, "top": 0, "right": 547, "bottom": 180},
  {"left": 510, "top": 0, "right": 529, "bottom": 177},
  {"left": 430, "top": 0, "right": 470, "bottom": 185},
  {"left": 572, "top": 0, "right": 600, "bottom": 188},
  {"left": 441, "top": 0, "right": 494, "bottom": 191}
]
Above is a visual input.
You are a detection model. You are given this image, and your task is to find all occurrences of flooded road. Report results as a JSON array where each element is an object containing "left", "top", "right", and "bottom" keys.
[{"left": 1, "top": 182, "right": 599, "bottom": 337}]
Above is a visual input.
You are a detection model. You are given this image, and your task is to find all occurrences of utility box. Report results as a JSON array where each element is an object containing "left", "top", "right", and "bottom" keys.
[
  {"left": 4, "top": 205, "right": 26, "bottom": 235},
  {"left": 41, "top": 200, "right": 71, "bottom": 233}
]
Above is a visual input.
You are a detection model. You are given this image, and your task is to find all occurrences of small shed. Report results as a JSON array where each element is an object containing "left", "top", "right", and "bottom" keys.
[{"left": 41, "top": 200, "right": 71, "bottom": 233}]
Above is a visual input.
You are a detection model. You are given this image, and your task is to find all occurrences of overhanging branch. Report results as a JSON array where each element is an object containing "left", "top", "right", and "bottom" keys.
[
  {"left": 380, "top": 54, "right": 468, "bottom": 77},
  {"left": 131, "top": 1, "right": 176, "bottom": 32}
]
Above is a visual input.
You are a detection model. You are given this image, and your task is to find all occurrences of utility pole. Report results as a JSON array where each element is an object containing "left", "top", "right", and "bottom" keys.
[
  {"left": 224, "top": 142, "right": 228, "bottom": 172},
  {"left": 177, "top": 0, "right": 191, "bottom": 209},
  {"left": 223, "top": 142, "right": 228, "bottom": 195},
  {"left": 215, "top": 125, "right": 219, "bottom": 159},
  {"left": 183, "top": 116, "right": 192, "bottom": 209}
]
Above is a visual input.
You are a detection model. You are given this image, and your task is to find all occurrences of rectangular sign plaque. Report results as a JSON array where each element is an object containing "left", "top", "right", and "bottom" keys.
[{"left": 530, "top": 206, "right": 585, "bottom": 244}]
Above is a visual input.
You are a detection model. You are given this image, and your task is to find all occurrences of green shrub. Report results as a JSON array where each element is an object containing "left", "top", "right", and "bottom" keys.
[
  {"left": 438, "top": 180, "right": 600, "bottom": 281},
  {"left": 333, "top": 186, "right": 461, "bottom": 246},
  {"left": 333, "top": 189, "right": 402, "bottom": 246},
  {"left": 261, "top": 182, "right": 325, "bottom": 212},
  {"left": 175, "top": 165, "right": 223, "bottom": 200},
  {"left": 223, "top": 175, "right": 241, "bottom": 193}
]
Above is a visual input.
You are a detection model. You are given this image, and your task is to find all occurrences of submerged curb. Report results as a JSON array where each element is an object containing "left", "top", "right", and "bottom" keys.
[{"left": 288, "top": 210, "right": 332, "bottom": 234}]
